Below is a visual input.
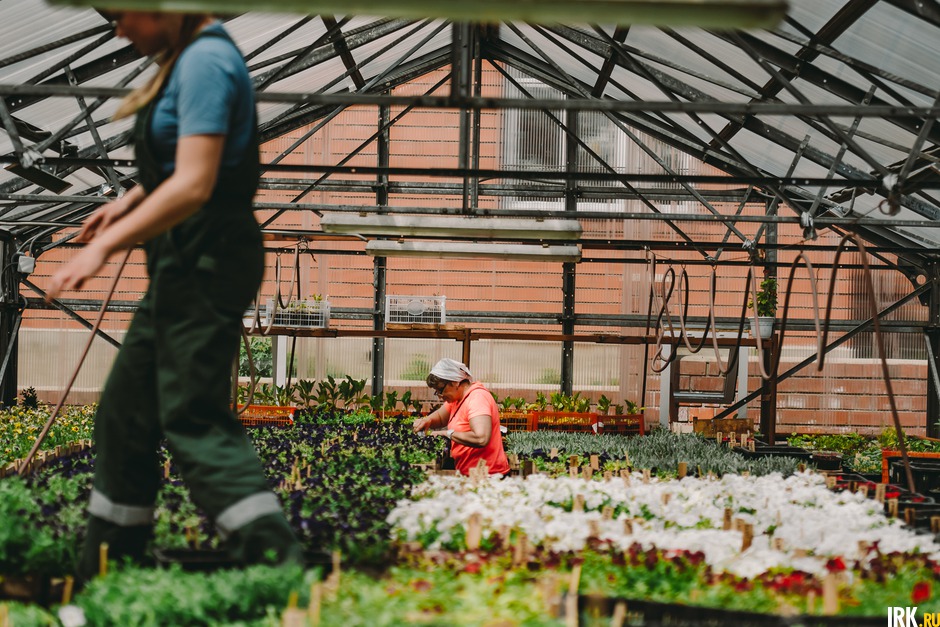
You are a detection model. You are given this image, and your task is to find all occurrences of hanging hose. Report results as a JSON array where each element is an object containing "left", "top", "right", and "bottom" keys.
[{"left": 18, "top": 248, "right": 132, "bottom": 476}]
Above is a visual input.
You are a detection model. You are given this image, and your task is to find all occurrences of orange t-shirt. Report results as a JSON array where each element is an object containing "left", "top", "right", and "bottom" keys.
[{"left": 445, "top": 382, "right": 510, "bottom": 476}]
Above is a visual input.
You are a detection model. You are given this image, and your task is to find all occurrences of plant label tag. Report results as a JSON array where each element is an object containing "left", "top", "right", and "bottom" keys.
[{"left": 466, "top": 513, "right": 483, "bottom": 550}]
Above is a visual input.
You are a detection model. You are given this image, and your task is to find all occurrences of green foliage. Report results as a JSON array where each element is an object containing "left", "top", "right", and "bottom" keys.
[
  {"left": 505, "top": 430, "right": 802, "bottom": 478},
  {"left": 0, "top": 404, "right": 96, "bottom": 465},
  {"left": 528, "top": 391, "right": 550, "bottom": 412},
  {"left": 19, "top": 386, "right": 39, "bottom": 409},
  {"left": 1, "top": 602, "right": 58, "bottom": 625},
  {"left": 0, "top": 477, "right": 79, "bottom": 574},
  {"left": 623, "top": 399, "right": 644, "bottom": 415},
  {"left": 400, "top": 354, "right": 431, "bottom": 381},
  {"left": 548, "top": 392, "right": 591, "bottom": 413},
  {"left": 536, "top": 368, "right": 561, "bottom": 385},
  {"left": 748, "top": 276, "right": 778, "bottom": 317},
  {"left": 74, "top": 563, "right": 306, "bottom": 626},
  {"left": 238, "top": 337, "right": 272, "bottom": 378},
  {"left": 498, "top": 394, "right": 527, "bottom": 412}
]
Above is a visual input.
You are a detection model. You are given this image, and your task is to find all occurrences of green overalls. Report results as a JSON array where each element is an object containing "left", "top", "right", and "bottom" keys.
[{"left": 79, "top": 29, "right": 301, "bottom": 580}]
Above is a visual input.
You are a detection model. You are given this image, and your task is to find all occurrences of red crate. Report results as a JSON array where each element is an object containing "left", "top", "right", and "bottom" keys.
[
  {"left": 533, "top": 411, "right": 597, "bottom": 432},
  {"left": 238, "top": 405, "right": 296, "bottom": 427},
  {"left": 597, "top": 414, "right": 644, "bottom": 436},
  {"left": 499, "top": 411, "right": 535, "bottom": 432}
]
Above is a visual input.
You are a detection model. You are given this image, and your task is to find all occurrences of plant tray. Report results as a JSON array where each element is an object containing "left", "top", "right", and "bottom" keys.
[
  {"left": 881, "top": 449, "right": 940, "bottom": 484},
  {"left": 238, "top": 404, "right": 296, "bottom": 427},
  {"left": 499, "top": 411, "right": 535, "bottom": 432},
  {"left": 596, "top": 414, "right": 644, "bottom": 435},
  {"left": 264, "top": 299, "right": 330, "bottom": 329},
  {"left": 533, "top": 411, "right": 597, "bottom": 432},
  {"left": 571, "top": 594, "right": 884, "bottom": 626}
]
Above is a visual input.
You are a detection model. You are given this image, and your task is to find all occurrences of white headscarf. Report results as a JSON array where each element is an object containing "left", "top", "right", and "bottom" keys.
[{"left": 429, "top": 358, "right": 473, "bottom": 382}]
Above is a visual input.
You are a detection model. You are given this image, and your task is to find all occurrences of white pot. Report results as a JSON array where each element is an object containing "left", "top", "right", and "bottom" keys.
[{"left": 749, "top": 316, "right": 775, "bottom": 339}]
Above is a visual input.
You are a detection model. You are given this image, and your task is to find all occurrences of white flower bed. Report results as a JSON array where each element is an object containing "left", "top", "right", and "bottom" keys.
[{"left": 387, "top": 471, "right": 940, "bottom": 579}]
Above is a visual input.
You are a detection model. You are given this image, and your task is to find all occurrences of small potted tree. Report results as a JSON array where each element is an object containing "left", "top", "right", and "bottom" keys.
[{"left": 748, "top": 276, "right": 777, "bottom": 339}]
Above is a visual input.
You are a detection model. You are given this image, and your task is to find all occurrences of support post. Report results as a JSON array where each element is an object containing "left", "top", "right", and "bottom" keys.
[
  {"left": 926, "top": 263, "right": 940, "bottom": 438},
  {"left": 0, "top": 232, "right": 17, "bottom": 406},
  {"left": 560, "top": 111, "right": 578, "bottom": 395},
  {"left": 372, "top": 98, "right": 391, "bottom": 399}
]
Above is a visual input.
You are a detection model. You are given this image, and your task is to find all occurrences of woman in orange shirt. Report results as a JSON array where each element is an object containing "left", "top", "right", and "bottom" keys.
[{"left": 413, "top": 359, "right": 510, "bottom": 477}]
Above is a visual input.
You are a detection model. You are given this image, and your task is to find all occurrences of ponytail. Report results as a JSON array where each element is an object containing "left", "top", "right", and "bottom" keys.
[{"left": 112, "top": 14, "right": 211, "bottom": 120}]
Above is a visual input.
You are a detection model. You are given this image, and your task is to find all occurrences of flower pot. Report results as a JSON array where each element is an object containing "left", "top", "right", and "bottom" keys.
[
  {"left": 749, "top": 316, "right": 775, "bottom": 339},
  {"left": 811, "top": 451, "right": 843, "bottom": 471}
]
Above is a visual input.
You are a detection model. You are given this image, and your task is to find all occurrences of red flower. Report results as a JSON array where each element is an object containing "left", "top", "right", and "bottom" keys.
[
  {"left": 912, "top": 581, "right": 931, "bottom": 604},
  {"left": 825, "top": 557, "right": 846, "bottom": 572},
  {"left": 411, "top": 578, "right": 433, "bottom": 592},
  {"left": 462, "top": 562, "right": 481, "bottom": 574}
]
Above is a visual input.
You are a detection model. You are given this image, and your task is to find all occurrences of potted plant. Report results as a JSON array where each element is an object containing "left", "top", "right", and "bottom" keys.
[{"left": 747, "top": 276, "right": 777, "bottom": 339}]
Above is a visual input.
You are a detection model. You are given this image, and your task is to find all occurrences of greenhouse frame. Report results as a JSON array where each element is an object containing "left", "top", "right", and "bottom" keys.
[{"left": 3, "top": 0, "right": 940, "bottom": 622}]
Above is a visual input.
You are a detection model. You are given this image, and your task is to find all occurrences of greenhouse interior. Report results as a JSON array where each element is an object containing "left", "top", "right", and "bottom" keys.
[{"left": 2, "top": 0, "right": 940, "bottom": 624}]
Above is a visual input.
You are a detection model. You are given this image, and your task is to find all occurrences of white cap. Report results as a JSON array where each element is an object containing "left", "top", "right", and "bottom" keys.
[{"left": 429, "top": 358, "right": 473, "bottom": 382}]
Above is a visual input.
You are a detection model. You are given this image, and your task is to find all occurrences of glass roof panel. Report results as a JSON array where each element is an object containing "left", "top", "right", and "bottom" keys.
[{"left": 834, "top": 2, "right": 940, "bottom": 96}]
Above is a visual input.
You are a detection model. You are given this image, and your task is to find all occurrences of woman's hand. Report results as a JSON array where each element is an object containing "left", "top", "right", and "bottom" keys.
[
  {"left": 45, "top": 241, "right": 112, "bottom": 302},
  {"left": 76, "top": 189, "right": 143, "bottom": 243},
  {"left": 412, "top": 416, "right": 432, "bottom": 433}
]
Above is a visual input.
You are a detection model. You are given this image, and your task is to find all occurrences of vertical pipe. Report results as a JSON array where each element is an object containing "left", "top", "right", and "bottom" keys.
[
  {"left": 453, "top": 22, "right": 473, "bottom": 213},
  {"left": 927, "top": 263, "right": 940, "bottom": 438},
  {"left": 470, "top": 26, "right": 483, "bottom": 210},
  {"left": 372, "top": 99, "right": 391, "bottom": 398},
  {"left": 761, "top": 197, "right": 778, "bottom": 442},
  {"left": 560, "top": 111, "right": 578, "bottom": 396},
  {"left": 0, "top": 232, "right": 18, "bottom": 406}
]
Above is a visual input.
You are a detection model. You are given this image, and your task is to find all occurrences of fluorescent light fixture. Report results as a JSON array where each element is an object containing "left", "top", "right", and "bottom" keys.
[
  {"left": 49, "top": 0, "right": 788, "bottom": 29},
  {"left": 366, "top": 241, "right": 581, "bottom": 262},
  {"left": 322, "top": 214, "right": 581, "bottom": 241}
]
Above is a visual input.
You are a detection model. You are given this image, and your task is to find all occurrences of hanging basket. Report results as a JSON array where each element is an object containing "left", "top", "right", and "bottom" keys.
[
  {"left": 385, "top": 295, "right": 446, "bottom": 325},
  {"left": 264, "top": 299, "right": 330, "bottom": 329}
]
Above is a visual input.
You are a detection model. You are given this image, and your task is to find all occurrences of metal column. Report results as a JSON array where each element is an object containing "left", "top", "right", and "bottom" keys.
[
  {"left": 926, "top": 263, "right": 940, "bottom": 438},
  {"left": 560, "top": 110, "right": 578, "bottom": 395},
  {"left": 0, "top": 232, "right": 19, "bottom": 406},
  {"left": 372, "top": 99, "right": 390, "bottom": 398}
]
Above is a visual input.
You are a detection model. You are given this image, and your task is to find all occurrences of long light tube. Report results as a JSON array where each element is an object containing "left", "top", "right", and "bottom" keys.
[
  {"left": 321, "top": 214, "right": 582, "bottom": 241},
  {"left": 366, "top": 240, "right": 581, "bottom": 262}
]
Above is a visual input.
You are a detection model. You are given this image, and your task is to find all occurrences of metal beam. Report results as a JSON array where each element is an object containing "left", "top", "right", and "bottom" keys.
[{"left": 46, "top": 0, "right": 788, "bottom": 29}]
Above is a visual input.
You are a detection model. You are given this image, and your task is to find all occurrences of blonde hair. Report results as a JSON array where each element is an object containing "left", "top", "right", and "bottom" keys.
[{"left": 113, "top": 14, "right": 212, "bottom": 121}]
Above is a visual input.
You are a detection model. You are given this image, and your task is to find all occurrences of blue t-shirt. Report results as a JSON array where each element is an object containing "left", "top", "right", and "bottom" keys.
[{"left": 149, "top": 22, "right": 254, "bottom": 176}]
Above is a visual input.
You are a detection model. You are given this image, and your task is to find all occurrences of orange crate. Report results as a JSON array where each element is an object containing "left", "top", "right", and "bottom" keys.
[
  {"left": 597, "top": 414, "right": 644, "bottom": 435},
  {"left": 499, "top": 411, "right": 535, "bottom": 432},
  {"left": 881, "top": 449, "right": 940, "bottom": 484},
  {"left": 533, "top": 411, "right": 597, "bottom": 432},
  {"left": 238, "top": 405, "right": 296, "bottom": 427}
]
